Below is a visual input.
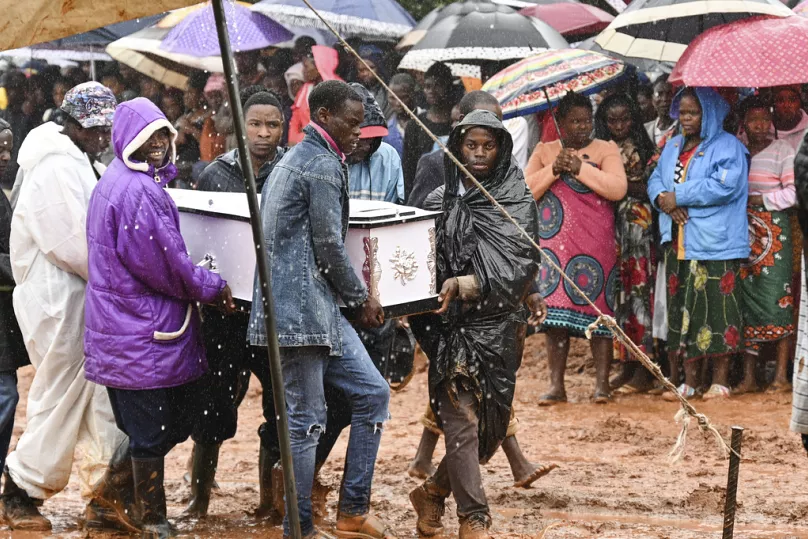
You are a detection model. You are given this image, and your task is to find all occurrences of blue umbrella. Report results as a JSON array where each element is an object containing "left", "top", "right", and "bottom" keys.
[
  {"left": 160, "top": 2, "right": 294, "bottom": 56},
  {"left": 252, "top": 0, "right": 416, "bottom": 40}
]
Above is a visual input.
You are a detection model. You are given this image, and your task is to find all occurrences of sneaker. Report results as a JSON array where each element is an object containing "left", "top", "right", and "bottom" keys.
[{"left": 459, "top": 513, "right": 491, "bottom": 539}]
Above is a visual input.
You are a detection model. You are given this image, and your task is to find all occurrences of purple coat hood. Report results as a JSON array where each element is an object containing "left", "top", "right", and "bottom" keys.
[{"left": 85, "top": 98, "right": 226, "bottom": 390}]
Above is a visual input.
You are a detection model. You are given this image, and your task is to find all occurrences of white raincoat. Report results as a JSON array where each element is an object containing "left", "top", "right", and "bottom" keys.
[{"left": 8, "top": 122, "right": 124, "bottom": 500}]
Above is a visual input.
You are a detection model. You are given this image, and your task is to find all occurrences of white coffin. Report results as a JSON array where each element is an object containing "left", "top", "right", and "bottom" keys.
[{"left": 167, "top": 189, "right": 440, "bottom": 317}]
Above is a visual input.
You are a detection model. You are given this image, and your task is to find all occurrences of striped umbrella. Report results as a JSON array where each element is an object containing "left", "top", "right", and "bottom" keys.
[{"left": 481, "top": 48, "right": 633, "bottom": 119}]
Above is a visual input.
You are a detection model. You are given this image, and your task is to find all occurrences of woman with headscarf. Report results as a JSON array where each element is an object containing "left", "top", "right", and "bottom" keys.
[
  {"left": 736, "top": 96, "right": 796, "bottom": 394},
  {"left": 594, "top": 93, "right": 659, "bottom": 393},
  {"left": 524, "top": 91, "right": 627, "bottom": 405},
  {"left": 648, "top": 87, "right": 749, "bottom": 401}
]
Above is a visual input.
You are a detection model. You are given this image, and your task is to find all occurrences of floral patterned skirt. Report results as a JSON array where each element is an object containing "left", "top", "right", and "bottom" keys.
[
  {"left": 665, "top": 246, "right": 743, "bottom": 362},
  {"left": 739, "top": 208, "right": 794, "bottom": 350},
  {"left": 615, "top": 198, "right": 655, "bottom": 361}
]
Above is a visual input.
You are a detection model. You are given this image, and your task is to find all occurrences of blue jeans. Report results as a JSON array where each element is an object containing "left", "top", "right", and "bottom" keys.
[
  {"left": 280, "top": 316, "right": 390, "bottom": 536},
  {"left": 0, "top": 372, "right": 19, "bottom": 473}
]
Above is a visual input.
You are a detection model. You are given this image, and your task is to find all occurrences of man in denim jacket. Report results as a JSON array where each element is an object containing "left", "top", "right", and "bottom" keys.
[{"left": 248, "top": 80, "right": 393, "bottom": 539}]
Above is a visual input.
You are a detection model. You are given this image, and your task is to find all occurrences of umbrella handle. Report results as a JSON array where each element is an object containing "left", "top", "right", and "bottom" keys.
[{"left": 542, "top": 86, "right": 563, "bottom": 148}]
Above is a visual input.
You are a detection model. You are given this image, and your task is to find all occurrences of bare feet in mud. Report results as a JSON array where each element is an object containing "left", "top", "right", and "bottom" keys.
[{"left": 407, "top": 459, "right": 435, "bottom": 480}]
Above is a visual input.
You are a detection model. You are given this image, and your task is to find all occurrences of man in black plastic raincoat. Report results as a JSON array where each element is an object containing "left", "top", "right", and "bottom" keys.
[{"left": 409, "top": 109, "right": 541, "bottom": 538}]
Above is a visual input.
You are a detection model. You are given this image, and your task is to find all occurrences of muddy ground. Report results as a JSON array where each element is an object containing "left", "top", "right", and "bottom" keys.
[{"left": 5, "top": 334, "right": 808, "bottom": 538}]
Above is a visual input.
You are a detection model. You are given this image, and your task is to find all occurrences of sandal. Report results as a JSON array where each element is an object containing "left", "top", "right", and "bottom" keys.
[
  {"left": 662, "top": 383, "right": 695, "bottom": 402},
  {"left": 614, "top": 383, "right": 648, "bottom": 396},
  {"left": 702, "top": 384, "right": 730, "bottom": 400},
  {"left": 592, "top": 390, "right": 612, "bottom": 404},
  {"left": 513, "top": 463, "right": 558, "bottom": 489},
  {"left": 538, "top": 393, "right": 567, "bottom": 406},
  {"left": 335, "top": 514, "right": 397, "bottom": 539}
]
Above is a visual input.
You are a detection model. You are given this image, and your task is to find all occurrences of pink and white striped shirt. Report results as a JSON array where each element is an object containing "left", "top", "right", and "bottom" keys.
[{"left": 748, "top": 139, "right": 796, "bottom": 211}]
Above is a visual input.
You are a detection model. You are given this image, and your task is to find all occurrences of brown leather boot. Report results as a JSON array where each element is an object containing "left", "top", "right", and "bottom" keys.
[
  {"left": 86, "top": 438, "right": 140, "bottom": 532},
  {"left": 0, "top": 472, "right": 51, "bottom": 531},
  {"left": 408, "top": 480, "right": 447, "bottom": 537},
  {"left": 458, "top": 513, "right": 491, "bottom": 539}
]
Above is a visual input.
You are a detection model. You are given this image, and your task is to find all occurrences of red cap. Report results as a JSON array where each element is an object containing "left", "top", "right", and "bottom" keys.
[{"left": 360, "top": 125, "right": 389, "bottom": 139}]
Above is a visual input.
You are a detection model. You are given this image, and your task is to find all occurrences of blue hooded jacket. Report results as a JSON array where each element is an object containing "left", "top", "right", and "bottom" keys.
[{"left": 647, "top": 87, "right": 750, "bottom": 261}]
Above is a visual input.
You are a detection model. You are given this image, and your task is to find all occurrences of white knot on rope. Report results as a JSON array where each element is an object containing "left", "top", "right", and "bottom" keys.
[
  {"left": 585, "top": 314, "right": 617, "bottom": 340},
  {"left": 669, "top": 409, "right": 731, "bottom": 464}
]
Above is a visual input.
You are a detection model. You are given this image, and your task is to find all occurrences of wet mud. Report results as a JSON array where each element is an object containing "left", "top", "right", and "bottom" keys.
[{"left": 6, "top": 334, "right": 808, "bottom": 538}]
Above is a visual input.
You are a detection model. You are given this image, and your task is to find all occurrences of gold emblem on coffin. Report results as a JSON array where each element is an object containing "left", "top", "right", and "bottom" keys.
[
  {"left": 427, "top": 227, "right": 436, "bottom": 294},
  {"left": 363, "top": 237, "right": 382, "bottom": 301},
  {"left": 390, "top": 246, "right": 418, "bottom": 285}
]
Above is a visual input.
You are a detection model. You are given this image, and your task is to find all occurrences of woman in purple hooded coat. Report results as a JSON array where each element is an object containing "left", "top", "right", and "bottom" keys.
[{"left": 84, "top": 97, "right": 234, "bottom": 538}]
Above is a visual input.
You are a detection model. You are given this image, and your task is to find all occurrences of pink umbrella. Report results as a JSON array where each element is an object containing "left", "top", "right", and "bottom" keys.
[
  {"left": 670, "top": 15, "right": 808, "bottom": 88},
  {"left": 795, "top": 0, "right": 808, "bottom": 16},
  {"left": 520, "top": 3, "right": 613, "bottom": 38}
]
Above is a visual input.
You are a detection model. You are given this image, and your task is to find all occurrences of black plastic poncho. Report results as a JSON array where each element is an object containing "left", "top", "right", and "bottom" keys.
[{"left": 412, "top": 110, "right": 541, "bottom": 463}]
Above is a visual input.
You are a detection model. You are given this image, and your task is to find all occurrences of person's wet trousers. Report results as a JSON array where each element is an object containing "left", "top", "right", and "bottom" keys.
[
  {"left": 431, "top": 386, "right": 490, "bottom": 520},
  {"left": 279, "top": 317, "right": 390, "bottom": 537}
]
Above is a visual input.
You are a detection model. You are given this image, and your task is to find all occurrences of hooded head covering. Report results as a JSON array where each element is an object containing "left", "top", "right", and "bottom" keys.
[
  {"left": 670, "top": 87, "right": 729, "bottom": 146},
  {"left": 358, "top": 44, "right": 388, "bottom": 82},
  {"left": 111, "top": 97, "right": 178, "bottom": 182},
  {"left": 350, "top": 82, "right": 388, "bottom": 141},
  {"left": 312, "top": 45, "right": 341, "bottom": 82},
  {"left": 285, "top": 62, "right": 305, "bottom": 100},
  {"left": 61, "top": 81, "right": 117, "bottom": 129},
  {"left": 204, "top": 73, "right": 225, "bottom": 97},
  {"left": 445, "top": 109, "right": 513, "bottom": 195}
]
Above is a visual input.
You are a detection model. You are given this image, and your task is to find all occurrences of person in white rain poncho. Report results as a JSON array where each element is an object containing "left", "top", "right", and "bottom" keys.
[{"left": 2, "top": 82, "right": 130, "bottom": 532}]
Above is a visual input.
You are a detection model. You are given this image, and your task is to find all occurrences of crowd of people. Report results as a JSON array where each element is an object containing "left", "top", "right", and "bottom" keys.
[{"left": 0, "top": 33, "right": 806, "bottom": 539}]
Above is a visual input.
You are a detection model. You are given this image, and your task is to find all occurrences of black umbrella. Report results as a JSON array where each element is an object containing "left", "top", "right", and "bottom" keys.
[
  {"left": 398, "top": 1, "right": 568, "bottom": 71},
  {"left": 500, "top": 0, "right": 626, "bottom": 17},
  {"left": 594, "top": 0, "right": 793, "bottom": 62}
]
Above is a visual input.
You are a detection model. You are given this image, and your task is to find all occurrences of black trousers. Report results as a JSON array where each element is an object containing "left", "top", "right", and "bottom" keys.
[
  {"left": 193, "top": 308, "right": 279, "bottom": 456},
  {"left": 108, "top": 379, "right": 202, "bottom": 459}
]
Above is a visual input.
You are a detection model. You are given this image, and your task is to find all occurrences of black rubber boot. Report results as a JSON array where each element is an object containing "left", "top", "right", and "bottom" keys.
[
  {"left": 183, "top": 443, "right": 220, "bottom": 518},
  {"left": 0, "top": 471, "right": 51, "bottom": 531},
  {"left": 86, "top": 438, "right": 140, "bottom": 532},
  {"left": 254, "top": 444, "right": 282, "bottom": 523},
  {"left": 133, "top": 457, "right": 175, "bottom": 539}
]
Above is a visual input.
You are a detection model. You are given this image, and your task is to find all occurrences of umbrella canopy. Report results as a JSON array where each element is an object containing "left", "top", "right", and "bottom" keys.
[
  {"left": 520, "top": 3, "right": 614, "bottom": 38},
  {"left": 594, "top": 0, "right": 793, "bottom": 63},
  {"left": 795, "top": 0, "right": 808, "bottom": 15},
  {"left": 0, "top": 0, "right": 201, "bottom": 52},
  {"left": 251, "top": 0, "right": 416, "bottom": 40},
  {"left": 1, "top": 47, "right": 111, "bottom": 63},
  {"left": 670, "top": 15, "right": 808, "bottom": 87},
  {"left": 35, "top": 13, "right": 166, "bottom": 50},
  {"left": 161, "top": 2, "right": 293, "bottom": 56},
  {"left": 399, "top": 1, "right": 568, "bottom": 71},
  {"left": 107, "top": 26, "right": 225, "bottom": 89},
  {"left": 497, "top": 0, "right": 626, "bottom": 17},
  {"left": 576, "top": 35, "right": 672, "bottom": 73},
  {"left": 481, "top": 48, "right": 634, "bottom": 119}
]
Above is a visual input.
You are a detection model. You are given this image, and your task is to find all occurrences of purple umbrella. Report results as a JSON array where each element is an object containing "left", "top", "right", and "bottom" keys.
[{"left": 160, "top": 1, "right": 293, "bottom": 57}]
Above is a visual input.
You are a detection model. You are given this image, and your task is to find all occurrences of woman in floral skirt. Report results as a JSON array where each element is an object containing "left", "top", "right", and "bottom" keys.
[
  {"left": 594, "top": 94, "right": 659, "bottom": 393},
  {"left": 648, "top": 87, "right": 750, "bottom": 401},
  {"left": 737, "top": 96, "right": 796, "bottom": 393}
]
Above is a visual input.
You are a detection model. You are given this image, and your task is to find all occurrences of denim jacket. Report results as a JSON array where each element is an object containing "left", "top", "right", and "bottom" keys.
[{"left": 248, "top": 124, "right": 368, "bottom": 354}]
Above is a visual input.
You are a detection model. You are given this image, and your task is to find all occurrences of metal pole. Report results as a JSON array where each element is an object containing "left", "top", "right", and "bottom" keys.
[
  {"left": 722, "top": 426, "right": 744, "bottom": 539},
  {"left": 210, "top": 1, "right": 301, "bottom": 537}
]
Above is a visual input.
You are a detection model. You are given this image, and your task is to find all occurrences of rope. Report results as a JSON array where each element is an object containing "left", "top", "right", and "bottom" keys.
[{"left": 291, "top": 0, "right": 736, "bottom": 461}]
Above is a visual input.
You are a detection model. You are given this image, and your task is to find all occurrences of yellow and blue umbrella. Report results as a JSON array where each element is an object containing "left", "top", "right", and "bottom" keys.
[{"left": 481, "top": 48, "right": 633, "bottom": 119}]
